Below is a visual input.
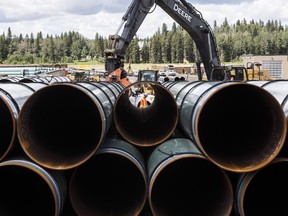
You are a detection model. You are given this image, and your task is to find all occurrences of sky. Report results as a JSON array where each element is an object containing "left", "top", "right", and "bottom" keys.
[{"left": 1, "top": 0, "right": 288, "bottom": 39}]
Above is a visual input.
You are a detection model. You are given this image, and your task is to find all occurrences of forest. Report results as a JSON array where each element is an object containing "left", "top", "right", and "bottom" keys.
[{"left": 0, "top": 18, "right": 288, "bottom": 65}]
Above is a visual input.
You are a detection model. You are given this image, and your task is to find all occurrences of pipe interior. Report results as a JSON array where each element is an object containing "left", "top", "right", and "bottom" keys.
[
  {"left": 18, "top": 85, "right": 103, "bottom": 169},
  {"left": 0, "top": 97, "right": 14, "bottom": 159},
  {"left": 70, "top": 153, "right": 147, "bottom": 215},
  {"left": 241, "top": 160, "right": 288, "bottom": 215},
  {"left": 114, "top": 82, "right": 178, "bottom": 146},
  {"left": 0, "top": 165, "right": 56, "bottom": 215},
  {"left": 197, "top": 84, "right": 286, "bottom": 172},
  {"left": 149, "top": 157, "right": 233, "bottom": 216}
]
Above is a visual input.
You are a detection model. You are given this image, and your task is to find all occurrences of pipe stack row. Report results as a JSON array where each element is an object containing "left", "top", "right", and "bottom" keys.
[
  {"left": 0, "top": 76, "right": 70, "bottom": 84},
  {"left": 0, "top": 79, "right": 287, "bottom": 216}
]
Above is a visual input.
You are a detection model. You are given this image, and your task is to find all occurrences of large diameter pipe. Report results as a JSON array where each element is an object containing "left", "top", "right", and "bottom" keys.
[
  {"left": 236, "top": 157, "right": 288, "bottom": 215},
  {"left": 167, "top": 81, "right": 287, "bottom": 172},
  {"left": 163, "top": 80, "right": 204, "bottom": 107},
  {"left": 19, "top": 76, "right": 72, "bottom": 83},
  {"left": 114, "top": 81, "right": 178, "bottom": 146},
  {"left": 0, "top": 77, "right": 21, "bottom": 83},
  {"left": 0, "top": 83, "right": 48, "bottom": 161},
  {"left": 0, "top": 158, "right": 66, "bottom": 216},
  {"left": 247, "top": 80, "right": 288, "bottom": 154},
  {"left": 69, "top": 137, "right": 147, "bottom": 216},
  {"left": 147, "top": 138, "right": 234, "bottom": 216},
  {"left": 247, "top": 80, "right": 288, "bottom": 105},
  {"left": 17, "top": 82, "right": 124, "bottom": 170}
]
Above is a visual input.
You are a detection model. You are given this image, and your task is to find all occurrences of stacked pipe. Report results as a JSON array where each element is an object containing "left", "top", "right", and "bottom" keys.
[
  {"left": 164, "top": 80, "right": 288, "bottom": 215},
  {"left": 17, "top": 81, "right": 124, "bottom": 170},
  {"left": 69, "top": 137, "right": 148, "bottom": 215},
  {"left": 113, "top": 81, "right": 179, "bottom": 147},
  {"left": 0, "top": 80, "right": 125, "bottom": 215},
  {"left": 164, "top": 80, "right": 287, "bottom": 172},
  {"left": 0, "top": 82, "right": 48, "bottom": 160},
  {"left": 0, "top": 76, "right": 70, "bottom": 83},
  {"left": 147, "top": 138, "right": 234, "bottom": 215},
  {"left": 0, "top": 78, "right": 287, "bottom": 215},
  {"left": 0, "top": 158, "right": 66, "bottom": 216}
]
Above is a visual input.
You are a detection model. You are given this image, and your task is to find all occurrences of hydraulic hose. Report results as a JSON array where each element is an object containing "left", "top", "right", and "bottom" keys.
[
  {"left": 0, "top": 158, "right": 66, "bottom": 216},
  {"left": 114, "top": 81, "right": 178, "bottom": 146},
  {"left": 147, "top": 138, "right": 233, "bottom": 216},
  {"left": 17, "top": 82, "right": 124, "bottom": 170},
  {"left": 0, "top": 83, "right": 48, "bottom": 161},
  {"left": 165, "top": 81, "right": 287, "bottom": 172},
  {"left": 69, "top": 137, "right": 147, "bottom": 216}
]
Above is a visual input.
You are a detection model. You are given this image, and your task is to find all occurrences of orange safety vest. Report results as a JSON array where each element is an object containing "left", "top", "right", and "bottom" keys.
[{"left": 140, "top": 97, "right": 148, "bottom": 108}]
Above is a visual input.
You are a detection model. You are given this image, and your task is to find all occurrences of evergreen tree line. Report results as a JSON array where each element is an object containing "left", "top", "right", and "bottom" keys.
[{"left": 1, "top": 18, "right": 288, "bottom": 65}]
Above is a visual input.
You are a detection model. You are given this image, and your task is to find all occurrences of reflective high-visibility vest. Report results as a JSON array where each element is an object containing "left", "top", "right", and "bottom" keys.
[{"left": 140, "top": 97, "right": 148, "bottom": 108}]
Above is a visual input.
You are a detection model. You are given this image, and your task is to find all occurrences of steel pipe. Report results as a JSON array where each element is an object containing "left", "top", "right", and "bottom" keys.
[
  {"left": 48, "top": 76, "right": 71, "bottom": 83},
  {"left": 17, "top": 82, "right": 124, "bottom": 170},
  {"left": 165, "top": 81, "right": 287, "bottom": 172},
  {"left": 19, "top": 76, "right": 72, "bottom": 83},
  {"left": 0, "top": 158, "right": 66, "bottom": 216},
  {"left": 247, "top": 80, "right": 288, "bottom": 154},
  {"left": 69, "top": 137, "right": 147, "bottom": 216},
  {"left": 0, "top": 77, "right": 21, "bottom": 83},
  {"left": 19, "top": 77, "right": 47, "bottom": 83},
  {"left": 247, "top": 80, "right": 288, "bottom": 105},
  {"left": 114, "top": 81, "right": 178, "bottom": 147},
  {"left": 0, "top": 83, "right": 48, "bottom": 161},
  {"left": 147, "top": 138, "right": 234, "bottom": 216},
  {"left": 236, "top": 157, "right": 288, "bottom": 215}
]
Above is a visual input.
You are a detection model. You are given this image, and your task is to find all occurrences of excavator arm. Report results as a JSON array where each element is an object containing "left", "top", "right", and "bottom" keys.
[
  {"left": 105, "top": 0, "right": 155, "bottom": 72},
  {"left": 104, "top": 0, "right": 224, "bottom": 80}
]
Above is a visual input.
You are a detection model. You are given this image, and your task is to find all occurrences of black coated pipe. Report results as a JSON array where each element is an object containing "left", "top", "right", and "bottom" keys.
[
  {"left": 247, "top": 80, "right": 288, "bottom": 106},
  {"left": 19, "top": 77, "right": 47, "bottom": 83},
  {"left": 17, "top": 82, "right": 124, "bottom": 170},
  {"left": 69, "top": 137, "right": 147, "bottom": 216},
  {"left": 147, "top": 138, "right": 234, "bottom": 216},
  {"left": 247, "top": 80, "right": 288, "bottom": 155},
  {"left": 0, "top": 83, "right": 48, "bottom": 161},
  {"left": 236, "top": 157, "right": 288, "bottom": 215},
  {"left": 114, "top": 81, "right": 178, "bottom": 146},
  {"left": 0, "top": 77, "right": 21, "bottom": 83},
  {"left": 0, "top": 158, "right": 66, "bottom": 216},
  {"left": 48, "top": 76, "right": 71, "bottom": 83},
  {"left": 19, "top": 76, "right": 71, "bottom": 83},
  {"left": 165, "top": 81, "right": 287, "bottom": 172}
]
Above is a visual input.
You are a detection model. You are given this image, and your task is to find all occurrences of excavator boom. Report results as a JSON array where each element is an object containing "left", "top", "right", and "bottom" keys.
[{"left": 104, "top": 0, "right": 233, "bottom": 81}]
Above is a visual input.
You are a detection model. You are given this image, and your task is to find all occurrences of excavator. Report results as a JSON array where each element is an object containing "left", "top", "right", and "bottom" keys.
[{"left": 104, "top": 0, "right": 248, "bottom": 85}]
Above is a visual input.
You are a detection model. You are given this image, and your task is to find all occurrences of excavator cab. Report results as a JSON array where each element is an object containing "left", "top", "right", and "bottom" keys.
[
  {"left": 137, "top": 70, "right": 159, "bottom": 82},
  {"left": 226, "top": 66, "right": 249, "bottom": 81}
]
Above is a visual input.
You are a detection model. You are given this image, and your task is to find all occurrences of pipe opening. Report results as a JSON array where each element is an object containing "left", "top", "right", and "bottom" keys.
[
  {"left": 114, "top": 82, "right": 178, "bottom": 146},
  {"left": 197, "top": 84, "right": 286, "bottom": 172},
  {"left": 0, "top": 164, "right": 56, "bottom": 215},
  {"left": 149, "top": 157, "right": 233, "bottom": 215},
  {"left": 18, "top": 84, "right": 104, "bottom": 169},
  {"left": 238, "top": 159, "right": 288, "bottom": 215},
  {"left": 70, "top": 153, "right": 147, "bottom": 215},
  {"left": 0, "top": 95, "right": 16, "bottom": 160}
]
